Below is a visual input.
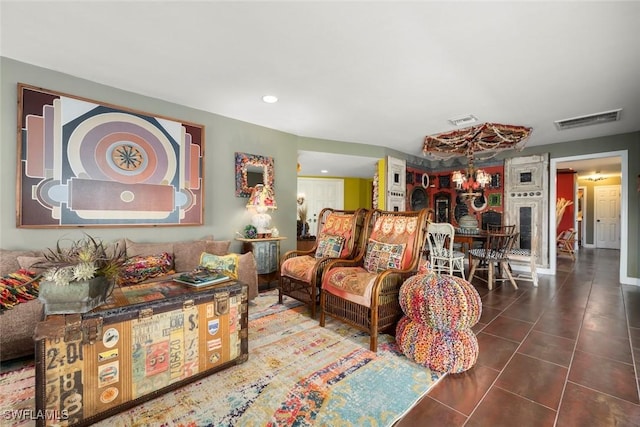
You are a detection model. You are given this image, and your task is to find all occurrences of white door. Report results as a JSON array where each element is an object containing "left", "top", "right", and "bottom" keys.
[
  {"left": 297, "top": 178, "right": 344, "bottom": 234},
  {"left": 595, "top": 185, "right": 620, "bottom": 249}
]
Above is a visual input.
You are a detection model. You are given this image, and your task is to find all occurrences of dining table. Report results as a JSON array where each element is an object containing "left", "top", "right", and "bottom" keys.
[{"left": 453, "top": 230, "right": 489, "bottom": 265}]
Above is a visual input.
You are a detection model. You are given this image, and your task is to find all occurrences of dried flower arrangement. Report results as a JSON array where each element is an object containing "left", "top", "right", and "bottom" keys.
[{"left": 37, "top": 234, "right": 128, "bottom": 287}]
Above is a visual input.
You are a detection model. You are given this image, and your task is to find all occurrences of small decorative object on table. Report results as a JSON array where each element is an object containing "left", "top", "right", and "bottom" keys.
[
  {"left": 244, "top": 224, "right": 258, "bottom": 239},
  {"left": 37, "top": 234, "right": 127, "bottom": 314},
  {"left": 174, "top": 266, "right": 230, "bottom": 287}
]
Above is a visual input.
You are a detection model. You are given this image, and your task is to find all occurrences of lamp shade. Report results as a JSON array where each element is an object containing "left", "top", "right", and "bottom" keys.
[{"left": 246, "top": 184, "right": 277, "bottom": 211}]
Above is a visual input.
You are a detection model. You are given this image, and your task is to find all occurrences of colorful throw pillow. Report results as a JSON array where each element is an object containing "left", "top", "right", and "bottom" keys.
[
  {"left": 199, "top": 253, "right": 240, "bottom": 279},
  {"left": 315, "top": 235, "right": 346, "bottom": 259},
  {"left": 363, "top": 239, "right": 406, "bottom": 273},
  {"left": 118, "top": 252, "right": 174, "bottom": 286},
  {"left": 0, "top": 269, "right": 40, "bottom": 311},
  {"left": 125, "top": 239, "right": 174, "bottom": 258},
  {"left": 320, "top": 213, "right": 355, "bottom": 257},
  {"left": 204, "top": 240, "right": 232, "bottom": 256}
]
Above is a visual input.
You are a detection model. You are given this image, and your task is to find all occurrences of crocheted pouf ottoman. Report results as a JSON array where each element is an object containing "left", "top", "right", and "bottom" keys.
[{"left": 395, "top": 273, "right": 482, "bottom": 373}]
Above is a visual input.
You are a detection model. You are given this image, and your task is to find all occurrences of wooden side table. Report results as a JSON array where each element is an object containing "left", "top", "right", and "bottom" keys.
[
  {"left": 236, "top": 236, "right": 286, "bottom": 290},
  {"left": 296, "top": 237, "right": 316, "bottom": 252}
]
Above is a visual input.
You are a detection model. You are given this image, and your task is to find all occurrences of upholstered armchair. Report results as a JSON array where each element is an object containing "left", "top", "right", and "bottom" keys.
[
  {"left": 279, "top": 208, "right": 368, "bottom": 318},
  {"left": 319, "top": 208, "right": 433, "bottom": 351}
]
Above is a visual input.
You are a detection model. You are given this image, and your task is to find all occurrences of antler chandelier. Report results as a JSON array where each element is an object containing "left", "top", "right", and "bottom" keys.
[{"left": 423, "top": 122, "right": 532, "bottom": 199}]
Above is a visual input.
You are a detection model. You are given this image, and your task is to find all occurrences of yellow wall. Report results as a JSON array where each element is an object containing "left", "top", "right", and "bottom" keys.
[
  {"left": 344, "top": 178, "right": 373, "bottom": 209},
  {"left": 377, "top": 159, "right": 386, "bottom": 210}
]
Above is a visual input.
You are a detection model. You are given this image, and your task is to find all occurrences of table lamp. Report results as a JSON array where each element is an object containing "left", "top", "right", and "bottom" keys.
[{"left": 246, "top": 184, "right": 277, "bottom": 237}]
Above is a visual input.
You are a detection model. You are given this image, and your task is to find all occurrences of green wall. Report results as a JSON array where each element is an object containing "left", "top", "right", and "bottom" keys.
[{"left": 1, "top": 57, "right": 638, "bottom": 281}]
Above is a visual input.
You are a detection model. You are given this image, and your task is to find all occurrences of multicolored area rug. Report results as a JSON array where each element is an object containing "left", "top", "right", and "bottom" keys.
[{"left": 0, "top": 291, "right": 444, "bottom": 426}]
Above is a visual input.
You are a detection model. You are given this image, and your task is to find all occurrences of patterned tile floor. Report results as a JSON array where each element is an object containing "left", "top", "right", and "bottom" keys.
[
  {"left": 3, "top": 248, "right": 639, "bottom": 425},
  {"left": 396, "top": 247, "right": 640, "bottom": 426}
]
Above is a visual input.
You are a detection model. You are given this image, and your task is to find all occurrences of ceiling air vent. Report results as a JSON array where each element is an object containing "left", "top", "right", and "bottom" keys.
[
  {"left": 554, "top": 108, "right": 622, "bottom": 130},
  {"left": 448, "top": 114, "right": 478, "bottom": 126}
]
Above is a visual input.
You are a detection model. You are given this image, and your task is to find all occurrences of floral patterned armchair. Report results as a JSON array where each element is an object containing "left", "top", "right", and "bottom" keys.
[
  {"left": 279, "top": 208, "right": 368, "bottom": 318},
  {"left": 319, "top": 208, "right": 433, "bottom": 351}
]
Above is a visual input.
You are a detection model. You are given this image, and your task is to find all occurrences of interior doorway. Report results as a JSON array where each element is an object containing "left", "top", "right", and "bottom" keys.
[
  {"left": 550, "top": 150, "right": 630, "bottom": 284},
  {"left": 297, "top": 178, "right": 344, "bottom": 235}
]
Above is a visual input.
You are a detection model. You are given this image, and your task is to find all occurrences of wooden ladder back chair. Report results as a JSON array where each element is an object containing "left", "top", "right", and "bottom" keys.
[
  {"left": 487, "top": 223, "right": 516, "bottom": 234},
  {"left": 320, "top": 208, "right": 432, "bottom": 351},
  {"left": 279, "top": 207, "right": 368, "bottom": 318},
  {"left": 426, "top": 222, "right": 466, "bottom": 279},
  {"left": 508, "top": 223, "right": 539, "bottom": 287},
  {"left": 557, "top": 228, "right": 577, "bottom": 261},
  {"left": 468, "top": 229, "right": 519, "bottom": 290}
]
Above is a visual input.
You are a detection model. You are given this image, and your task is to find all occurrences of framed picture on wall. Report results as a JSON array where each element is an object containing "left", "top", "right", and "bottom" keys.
[
  {"left": 489, "top": 173, "right": 501, "bottom": 189},
  {"left": 488, "top": 193, "right": 502, "bottom": 207},
  {"left": 17, "top": 83, "right": 205, "bottom": 228}
]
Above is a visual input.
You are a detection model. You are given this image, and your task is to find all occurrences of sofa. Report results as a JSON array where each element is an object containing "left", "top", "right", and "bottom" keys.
[{"left": 0, "top": 236, "right": 258, "bottom": 362}]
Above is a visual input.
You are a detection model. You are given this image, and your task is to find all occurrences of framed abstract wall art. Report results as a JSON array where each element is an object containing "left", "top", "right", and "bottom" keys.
[{"left": 17, "top": 83, "right": 205, "bottom": 228}]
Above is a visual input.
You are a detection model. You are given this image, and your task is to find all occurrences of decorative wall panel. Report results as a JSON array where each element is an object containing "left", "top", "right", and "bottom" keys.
[{"left": 504, "top": 154, "right": 549, "bottom": 267}]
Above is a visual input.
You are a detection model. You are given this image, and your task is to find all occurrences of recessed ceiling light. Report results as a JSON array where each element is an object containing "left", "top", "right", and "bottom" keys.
[
  {"left": 320, "top": 169, "right": 328, "bottom": 174},
  {"left": 262, "top": 95, "right": 278, "bottom": 104}
]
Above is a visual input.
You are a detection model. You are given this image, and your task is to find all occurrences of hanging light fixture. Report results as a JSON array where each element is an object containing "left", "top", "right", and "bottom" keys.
[
  {"left": 424, "top": 122, "right": 532, "bottom": 199},
  {"left": 423, "top": 122, "right": 532, "bottom": 161},
  {"left": 585, "top": 171, "right": 606, "bottom": 182},
  {"left": 451, "top": 157, "right": 491, "bottom": 199}
]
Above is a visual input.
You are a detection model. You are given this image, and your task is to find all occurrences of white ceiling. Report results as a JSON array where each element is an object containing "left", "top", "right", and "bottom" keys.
[{"left": 1, "top": 1, "right": 637, "bottom": 178}]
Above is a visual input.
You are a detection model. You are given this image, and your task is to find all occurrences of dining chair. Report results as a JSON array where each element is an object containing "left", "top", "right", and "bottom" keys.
[
  {"left": 426, "top": 222, "right": 466, "bottom": 279},
  {"left": 279, "top": 207, "right": 368, "bottom": 318},
  {"left": 486, "top": 223, "right": 516, "bottom": 234},
  {"left": 508, "top": 223, "right": 539, "bottom": 287},
  {"left": 468, "top": 229, "right": 519, "bottom": 290},
  {"left": 319, "top": 208, "right": 432, "bottom": 351},
  {"left": 557, "top": 228, "right": 577, "bottom": 261}
]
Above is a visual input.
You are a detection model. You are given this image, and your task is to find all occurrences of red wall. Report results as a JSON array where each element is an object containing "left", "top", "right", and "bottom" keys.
[
  {"left": 556, "top": 172, "right": 575, "bottom": 233},
  {"left": 406, "top": 164, "right": 504, "bottom": 227}
]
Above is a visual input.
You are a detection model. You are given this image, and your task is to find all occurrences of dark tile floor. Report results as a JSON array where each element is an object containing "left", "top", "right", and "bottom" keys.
[{"left": 396, "top": 247, "right": 640, "bottom": 426}]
